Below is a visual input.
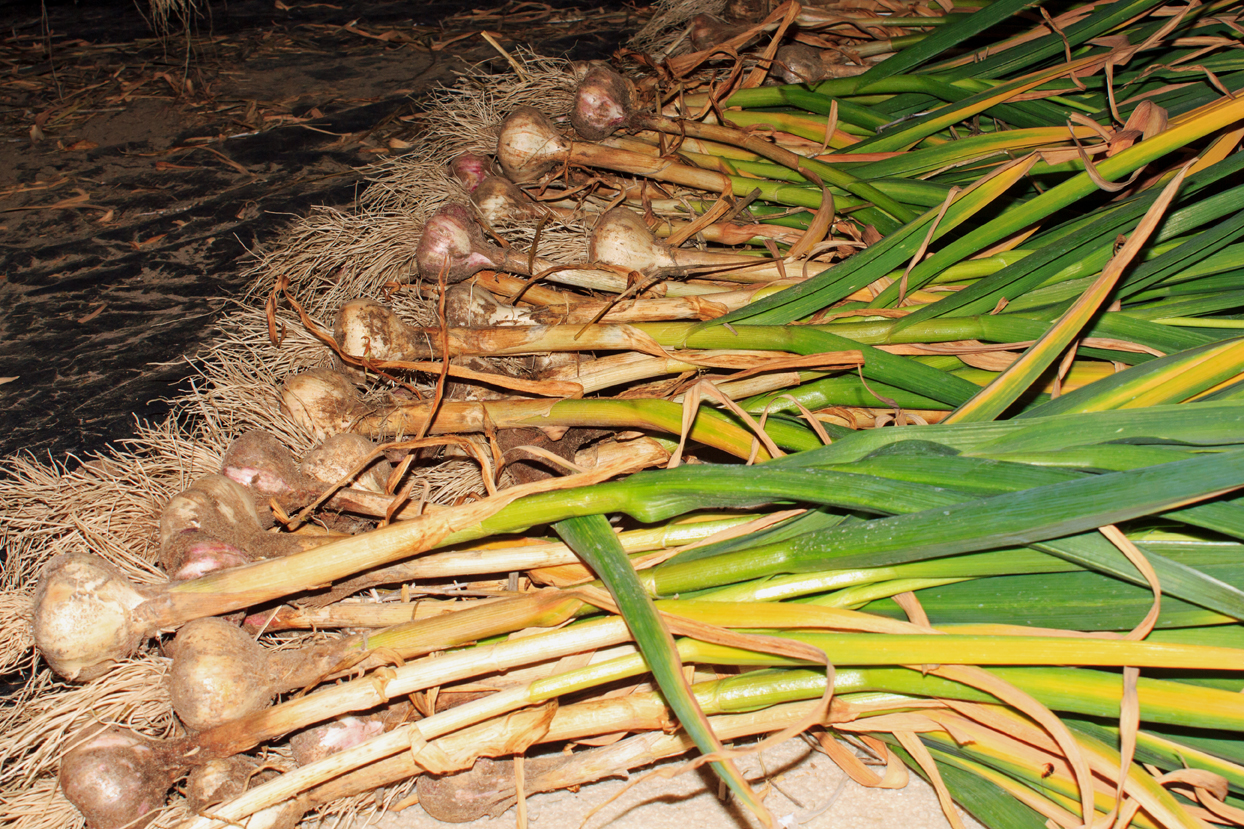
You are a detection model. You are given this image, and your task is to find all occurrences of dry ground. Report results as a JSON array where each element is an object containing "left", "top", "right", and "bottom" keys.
[{"left": 0, "top": 0, "right": 636, "bottom": 461}]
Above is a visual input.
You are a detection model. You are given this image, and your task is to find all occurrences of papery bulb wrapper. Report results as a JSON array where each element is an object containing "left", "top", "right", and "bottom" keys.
[
  {"left": 289, "top": 716, "right": 384, "bottom": 767},
  {"left": 497, "top": 107, "right": 570, "bottom": 184},
  {"left": 589, "top": 206, "right": 675, "bottom": 272},
  {"left": 159, "top": 474, "right": 265, "bottom": 552},
  {"left": 449, "top": 152, "right": 492, "bottom": 193},
  {"left": 471, "top": 176, "right": 539, "bottom": 223},
  {"left": 301, "top": 433, "right": 392, "bottom": 494},
  {"left": 33, "top": 554, "right": 148, "bottom": 681},
  {"left": 333, "top": 298, "right": 421, "bottom": 361},
  {"left": 221, "top": 431, "right": 308, "bottom": 500},
  {"left": 280, "top": 368, "right": 364, "bottom": 440},
  {"left": 775, "top": 43, "right": 828, "bottom": 84},
  {"left": 59, "top": 727, "right": 179, "bottom": 829},
  {"left": 167, "top": 535, "right": 253, "bottom": 581},
  {"left": 570, "top": 63, "right": 635, "bottom": 141},
  {"left": 168, "top": 617, "right": 273, "bottom": 731},
  {"left": 415, "top": 203, "right": 500, "bottom": 284},
  {"left": 689, "top": 14, "right": 744, "bottom": 49}
]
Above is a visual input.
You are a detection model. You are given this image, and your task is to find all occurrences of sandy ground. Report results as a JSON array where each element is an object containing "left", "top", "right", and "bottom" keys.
[{"left": 368, "top": 736, "right": 986, "bottom": 829}]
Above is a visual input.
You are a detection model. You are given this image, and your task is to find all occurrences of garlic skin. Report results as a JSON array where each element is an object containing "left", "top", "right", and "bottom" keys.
[
  {"left": 416, "top": 756, "right": 517, "bottom": 822},
  {"left": 238, "top": 801, "right": 307, "bottom": 829},
  {"left": 444, "top": 281, "right": 535, "bottom": 328},
  {"left": 32, "top": 554, "right": 149, "bottom": 682},
  {"left": 289, "top": 716, "right": 384, "bottom": 767},
  {"left": 168, "top": 616, "right": 365, "bottom": 732},
  {"left": 590, "top": 205, "right": 775, "bottom": 282},
  {"left": 775, "top": 43, "right": 828, "bottom": 84},
  {"left": 167, "top": 617, "right": 272, "bottom": 731},
  {"left": 159, "top": 474, "right": 266, "bottom": 554},
  {"left": 221, "top": 430, "right": 307, "bottom": 502},
  {"left": 280, "top": 368, "right": 365, "bottom": 440},
  {"left": 59, "top": 726, "right": 179, "bottom": 829},
  {"left": 333, "top": 298, "right": 422, "bottom": 362},
  {"left": 221, "top": 429, "right": 396, "bottom": 526},
  {"left": 589, "top": 206, "right": 677, "bottom": 272},
  {"left": 301, "top": 433, "right": 392, "bottom": 494},
  {"left": 159, "top": 473, "right": 304, "bottom": 573},
  {"left": 570, "top": 63, "right": 636, "bottom": 141},
  {"left": 497, "top": 106, "right": 570, "bottom": 183},
  {"left": 168, "top": 538, "right": 252, "bottom": 582},
  {"left": 185, "top": 756, "right": 260, "bottom": 812},
  {"left": 225, "top": 428, "right": 391, "bottom": 499},
  {"left": 415, "top": 202, "right": 503, "bottom": 283},
  {"left": 449, "top": 152, "right": 492, "bottom": 193},
  {"left": 472, "top": 175, "right": 541, "bottom": 223},
  {"left": 689, "top": 14, "right": 747, "bottom": 50}
]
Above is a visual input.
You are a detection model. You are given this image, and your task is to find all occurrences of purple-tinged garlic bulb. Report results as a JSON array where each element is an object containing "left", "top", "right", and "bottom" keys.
[
  {"left": 59, "top": 726, "right": 180, "bottom": 829},
  {"left": 160, "top": 474, "right": 266, "bottom": 550},
  {"left": 221, "top": 430, "right": 308, "bottom": 503},
  {"left": 280, "top": 368, "right": 366, "bottom": 440},
  {"left": 223, "top": 430, "right": 391, "bottom": 529},
  {"left": 289, "top": 716, "right": 384, "bottom": 767},
  {"left": 32, "top": 555, "right": 151, "bottom": 681},
  {"left": 159, "top": 474, "right": 304, "bottom": 577},
  {"left": 571, "top": 63, "right": 636, "bottom": 141},
  {"left": 168, "top": 538, "right": 253, "bottom": 581},
  {"left": 449, "top": 152, "right": 492, "bottom": 193},
  {"left": 417, "top": 198, "right": 634, "bottom": 295},
  {"left": 415, "top": 202, "right": 504, "bottom": 283},
  {"left": 496, "top": 107, "right": 571, "bottom": 183}
]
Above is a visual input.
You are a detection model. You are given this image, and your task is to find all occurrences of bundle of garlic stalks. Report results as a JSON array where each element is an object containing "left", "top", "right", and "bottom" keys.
[{"left": 6, "top": 0, "right": 1244, "bottom": 828}]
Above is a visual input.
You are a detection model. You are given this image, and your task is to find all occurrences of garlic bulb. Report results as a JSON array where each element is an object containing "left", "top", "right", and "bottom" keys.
[
  {"left": 448, "top": 151, "right": 492, "bottom": 193},
  {"left": 570, "top": 63, "right": 636, "bottom": 141},
  {"left": 496, "top": 106, "right": 570, "bottom": 183},
  {"left": 775, "top": 43, "right": 828, "bottom": 84},
  {"left": 59, "top": 726, "right": 180, "bottom": 829},
  {"left": 221, "top": 430, "right": 308, "bottom": 502},
  {"left": 589, "top": 206, "right": 681, "bottom": 271},
  {"left": 280, "top": 368, "right": 365, "bottom": 440},
  {"left": 301, "top": 432, "right": 392, "bottom": 494},
  {"left": 167, "top": 617, "right": 272, "bottom": 731},
  {"left": 416, "top": 202, "right": 504, "bottom": 283},
  {"left": 333, "top": 297, "right": 422, "bottom": 361},
  {"left": 471, "top": 175, "right": 541, "bottom": 223},
  {"left": 32, "top": 554, "right": 150, "bottom": 681}
]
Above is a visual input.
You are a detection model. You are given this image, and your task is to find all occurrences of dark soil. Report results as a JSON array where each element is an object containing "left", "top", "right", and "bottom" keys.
[{"left": 0, "top": 0, "right": 641, "bottom": 463}]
